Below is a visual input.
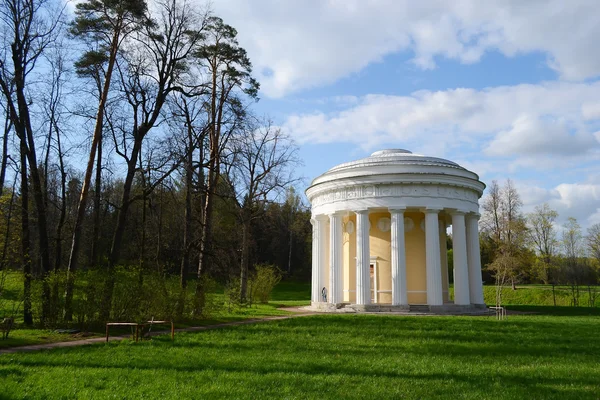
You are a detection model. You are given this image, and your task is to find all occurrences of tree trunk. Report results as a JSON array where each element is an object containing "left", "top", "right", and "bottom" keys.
[
  {"left": 180, "top": 110, "right": 194, "bottom": 289},
  {"left": 194, "top": 153, "right": 218, "bottom": 315},
  {"left": 239, "top": 215, "right": 250, "bottom": 303},
  {"left": 13, "top": 54, "right": 52, "bottom": 324},
  {"left": 0, "top": 112, "right": 10, "bottom": 197},
  {"left": 91, "top": 131, "right": 103, "bottom": 265},
  {"left": 20, "top": 138, "right": 32, "bottom": 326}
]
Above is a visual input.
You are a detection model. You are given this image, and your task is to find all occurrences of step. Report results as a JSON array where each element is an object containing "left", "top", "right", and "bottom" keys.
[{"left": 409, "top": 304, "right": 430, "bottom": 313}]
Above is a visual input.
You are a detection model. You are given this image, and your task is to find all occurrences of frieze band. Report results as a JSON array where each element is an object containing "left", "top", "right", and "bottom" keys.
[{"left": 309, "top": 183, "right": 480, "bottom": 207}]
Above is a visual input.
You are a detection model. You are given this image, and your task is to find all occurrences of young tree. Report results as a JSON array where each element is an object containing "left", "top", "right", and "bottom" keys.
[
  {"left": 562, "top": 217, "right": 584, "bottom": 306},
  {"left": 587, "top": 223, "right": 600, "bottom": 265}
]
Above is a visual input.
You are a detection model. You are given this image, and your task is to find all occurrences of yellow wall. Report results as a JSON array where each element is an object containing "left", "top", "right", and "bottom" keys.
[
  {"left": 404, "top": 212, "right": 427, "bottom": 304},
  {"left": 368, "top": 212, "right": 392, "bottom": 303}
]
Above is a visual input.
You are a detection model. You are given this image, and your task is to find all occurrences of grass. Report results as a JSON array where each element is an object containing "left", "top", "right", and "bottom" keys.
[{"left": 1, "top": 310, "right": 599, "bottom": 399}]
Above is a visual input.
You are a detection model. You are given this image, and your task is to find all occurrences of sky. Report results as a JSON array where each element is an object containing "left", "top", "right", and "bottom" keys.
[{"left": 212, "top": 0, "right": 600, "bottom": 229}]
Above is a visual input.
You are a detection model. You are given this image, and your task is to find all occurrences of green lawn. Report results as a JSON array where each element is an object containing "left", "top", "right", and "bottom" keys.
[{"left": 1, "top": 310, "right": 599, "bottom": 399}]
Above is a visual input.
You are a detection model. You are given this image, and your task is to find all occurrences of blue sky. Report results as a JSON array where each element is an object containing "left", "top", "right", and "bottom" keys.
[{"left": 214, "top": 0, "right": 600, "bottom": 228}]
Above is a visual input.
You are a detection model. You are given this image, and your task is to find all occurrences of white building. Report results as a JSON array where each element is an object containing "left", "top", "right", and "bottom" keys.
[{"left": 306, "top": 149, "right": 487, "bottom": 313}]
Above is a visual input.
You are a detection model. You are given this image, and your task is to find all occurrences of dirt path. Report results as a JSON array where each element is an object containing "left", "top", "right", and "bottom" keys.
[{"left": 0, "top": 311, "right": 317, "bottom": 355}]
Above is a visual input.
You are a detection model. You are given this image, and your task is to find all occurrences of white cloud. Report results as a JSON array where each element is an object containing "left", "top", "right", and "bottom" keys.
[
  {"left": 484, "top": 115, "right": 596, "bottom": 157},
  {"left": 282, "top": 81, "right": 600, "bottom": 162},
  {"left": 514, "top": 182, "right": 600, "bottom": 229},
  {"left": 213, "top": 0, "right": 600, "bottom": 97}
]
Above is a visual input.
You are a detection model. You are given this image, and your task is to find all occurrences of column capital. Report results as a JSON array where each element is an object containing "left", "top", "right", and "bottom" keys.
[
  {"left": 388, "top": 207, "right": 407, "bottom": 214},
  {"left": 447, "top": 208, "right": 468, "bottom": 216},
  {"left": 466, "top": 212, "right": 481, "bottom": 220},
  {"left": 327, "top": 211, "right": 346, "bottom": 218},
  {"left": 314, "top": 214, "right": 329, "bottom": 221},
  {"left": 353, "top": 208, "right": 370, "bottom": 215},
  {"left": 423, "top": 207, "right": 443, "bottom": 214}
]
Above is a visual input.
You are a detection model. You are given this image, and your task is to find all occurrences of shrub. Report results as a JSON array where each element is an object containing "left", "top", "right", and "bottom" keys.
[{"left": 251, "top": 264, "right": 282, "bottom": 304}]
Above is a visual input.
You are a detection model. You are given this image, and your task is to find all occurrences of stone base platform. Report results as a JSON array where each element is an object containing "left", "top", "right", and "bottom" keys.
[{"left": 306, "top": 302, "right": 489, "bottom": 315}]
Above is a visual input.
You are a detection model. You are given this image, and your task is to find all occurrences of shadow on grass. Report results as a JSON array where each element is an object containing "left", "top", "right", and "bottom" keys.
[{"left": 5, "top": 350, "right": 599, "bottom": 399}]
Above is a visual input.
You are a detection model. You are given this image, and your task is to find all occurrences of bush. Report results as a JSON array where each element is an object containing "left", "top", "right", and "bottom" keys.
[{"left": 251, "top": 264, "right": 282, "bottom": 304}]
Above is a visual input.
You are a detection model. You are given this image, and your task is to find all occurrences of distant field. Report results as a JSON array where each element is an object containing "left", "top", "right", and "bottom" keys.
[{"left": 480, "top": 284, "right": 599, "bottom": 307}]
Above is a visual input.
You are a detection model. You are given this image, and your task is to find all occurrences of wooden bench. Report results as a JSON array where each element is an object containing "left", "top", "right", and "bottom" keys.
[{"left": 105, "top": 320, "right": 174, "bottom": 342}]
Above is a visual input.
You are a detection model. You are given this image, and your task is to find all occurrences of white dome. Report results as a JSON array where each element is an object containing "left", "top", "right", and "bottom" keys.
[{"left": 306, "top": 149, "right": 485, "bottom": 216}]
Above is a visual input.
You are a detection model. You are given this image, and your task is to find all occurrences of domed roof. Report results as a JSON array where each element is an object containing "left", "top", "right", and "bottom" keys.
[
  {"left": 309, "top": 149, "right": 483, "bottom": 190},
  {"left": 327, "top": 149, "right": 461, "bottom": 173}
]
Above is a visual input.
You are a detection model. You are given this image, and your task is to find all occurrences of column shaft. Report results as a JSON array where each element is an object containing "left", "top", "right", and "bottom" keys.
[
  {"left": 467, "top": 214, "right": 485, "bottom": 305},
  {"left": 439, "top": 220, "right": 449, "bottom": 303},
  {"left": 311, "top": 219, "right": 318, "bottom": 303},
  {"left": 311, "top": 216, "right": 327, "bottom": 303},
  {"left": 355, "top": 210, "right": 371, "bottom": 305},
  {"left": 451, "top": 213, "right": 470, "bottom": 305},
  {"left": 425, "top": 210, "right": 443, "bottom": 306},
  {"left": 390, "top": 209, "right": 407, "bottom": 305},
  {"left": 329, "top": 213, "right": 343, "bottom": 304}
]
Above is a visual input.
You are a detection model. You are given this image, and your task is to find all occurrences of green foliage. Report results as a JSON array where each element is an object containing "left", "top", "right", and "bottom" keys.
[{"left": 251, "top": 264, "right": 282, "bottom": 304}]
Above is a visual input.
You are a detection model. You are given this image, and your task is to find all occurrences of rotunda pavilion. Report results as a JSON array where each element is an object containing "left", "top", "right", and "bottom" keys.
[{"left": 306, "top": 149, "right": 486, "bottom": 313}]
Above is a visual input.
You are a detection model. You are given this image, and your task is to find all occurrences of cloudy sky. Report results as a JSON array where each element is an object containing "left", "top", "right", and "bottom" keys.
[{"left": 213, "top": 0, "right": 600, "bottom": 228}]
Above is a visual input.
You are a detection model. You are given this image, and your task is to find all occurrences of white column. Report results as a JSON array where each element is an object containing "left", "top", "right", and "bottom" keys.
[
  {"left": 439, "top": 219, "right": 449, "bottom": 303},
  {"left": 390, "top": 208, "right": 407, "bottom": 306},
  {"left": 355, "top": 210, "right": 371, "bottom": 305},
  {"left": 311, "top": 215, "right": 327, "bottom": 303},
  {"left": 467, "top": 213, "right": 485, "bottom": 305},
  {"left": 311, "top": 218, "right": 318, "bottom": 303},
  {"left": 329, "top": 212, "right": 343, "bottom": 304},
  {"left": 425, "top": 209, "right": 443, "bottom": 306},
  {"left": 451, "top": 212, "right": 470, "bottom": 305}
]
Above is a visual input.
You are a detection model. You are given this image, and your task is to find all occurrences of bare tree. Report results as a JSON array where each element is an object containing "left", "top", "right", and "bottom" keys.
[
  {"left": 562, "top": 217, "right": 584, "bottom": 306},
  {"left": 228, "top": 120, "right": 299, "bottom": 303},
  {"left": 527, "top": 203, "right": 558, "bottom": 284},
  {"left": 0, "top": 0, "right": 64, "bottom": 325},
  {"left": 168, "top": 94, "right": 207, "bottom": 291},
  {"left": 481, "top": 180, "right": 502, "bottom": 245}
]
